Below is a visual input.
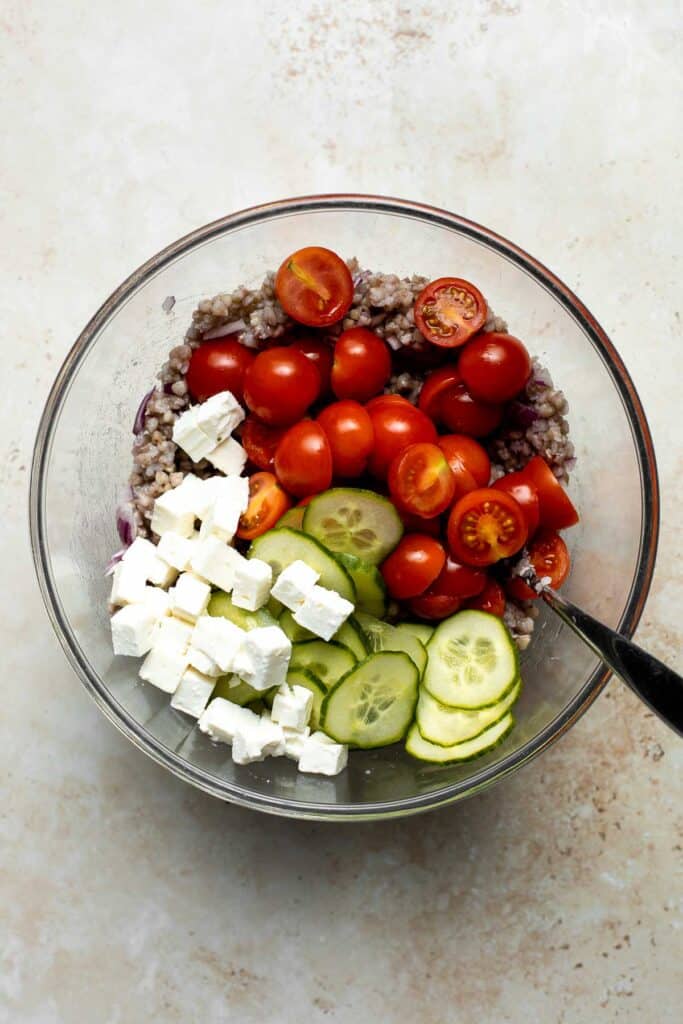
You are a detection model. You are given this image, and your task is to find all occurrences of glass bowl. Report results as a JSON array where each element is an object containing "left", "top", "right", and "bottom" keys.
[{"left": 30, "top": 195, "right": 659, "bottom": 821}]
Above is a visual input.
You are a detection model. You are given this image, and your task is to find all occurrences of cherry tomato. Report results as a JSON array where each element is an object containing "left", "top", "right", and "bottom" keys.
[
  {"left": 399, "top": 508, "right": 442, "bottom": 538},
  {"left": 331, "top": 328, "right": 392, "bottom": 402},
  {"left": 519, "top": 456, "right": 579, "bottom": 530},
  {"left": 439, "top": 379, "right": 503, "bottom": 436},
  {"left": 493, "top": 471, "right": 540, "bottom": 536},
  {"left": 418, "top": 366, "right": 460, "bottom": 419},
  {"left": 240, "top": 416, "right": 288, "bottom": 471},
  {"left": 459, "top": 332, "right": 531, "bottom": 404},
  {"left": 507, "top": 530, "right": 571, "bottom": 601},
  {"left": 365, "top": 394, "right": 414, "bottom": 414},
  {"left": 243, "top": 347, "right": 321, "bottom": 426},
  {"left": 447, "top": 488, "right": 528, "bottom": 567},
  {"left": 465, "top": 579, "right": 506, "bottom": 617},
  {"left": 187, "top": 339, "right": 254, "bottom": 404},
  {"left": 380, "top": 534, "right": 446, "bottom": 600},
  {"left": 414, "top": 278, "right": 487, "bottom": 347},
  {"left": 275, "top": 246, "right": 353, "bottom": 328},
  {"left": 237, "top": 472, "right": 291, "bottom": 540},
  {"left": 438, "top": 434, "right": 491, "bottom": 500},
  {"left": 317, "top": 400, "right": 374, "bottom": 478},
  {"left": 367, "top": 402, "right": 438, "bottom": 479},
  {"left": 274, "top": 420, "right": 333, "bottom": 498},
  {"left": 388, "top": 443, "right": 455, "bottom": 518},
  {"left": 429, "top": 557, "right": 487, "bottom": 599},
  {"left": 289, "top": 334, "right": 333, "bottom": 394},
  {"left": 409, "top": 591, "right": 463, "bottom": 621},
  {"left": 297, "top": 494, "right": 316, "bottom": 507}
]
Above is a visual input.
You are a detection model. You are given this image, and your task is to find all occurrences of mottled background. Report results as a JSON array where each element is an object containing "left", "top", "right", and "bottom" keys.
[{"left": 2, "top": 1, "right": 682, "bottom": 1021}]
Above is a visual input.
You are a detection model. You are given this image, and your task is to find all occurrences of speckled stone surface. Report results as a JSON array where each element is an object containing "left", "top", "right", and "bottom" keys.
[{"left": 2, "top": 1, "right": 682, "bottom": 1021}]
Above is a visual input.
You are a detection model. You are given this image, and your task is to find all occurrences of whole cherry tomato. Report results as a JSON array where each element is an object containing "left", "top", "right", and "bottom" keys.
[
  {"left": 317, "top": 400, "right": 374, "bottom": 478},
  {"left": 418, "top": 366, "right": 460, "bottom": 419},
  {"left": 518, "top": 456, "right": 579, "bottom": 531},
  {"left": 331, "top": 328, "right": 392, "bottom": 402},
  {"left": 243, "top": 347, "right": 321, "bottom": 426},
  {"left": 465, "top": 578, "right": 506, "bottom": 617},
  {"left": 388, "top": 443, "right": 455, "bottom": 518},
  {"left": 275, "top": 246, "right": 353, "bottom": 327},
  {"left": 418, "top": 367, "right": 503, "bottom": 437},
  {"left": 459, "top": 332, "right": 531, "bottom": 403},
  {"left": 429, "top": 557, "right": 488, "bottom": 599},
  {"left": 438, "top": 434, "right": 491, "bottom": 500},
  {"left": 367, "top": 402, "right": 438, "bottom": 479},
  {"left": 493, "top": 471, "right": 540, "bottom": 536},
  {"left": 365, "top": 394, "right": 411, "bottom": 414},
  {"left": 380, "top": 534, "right": 446, "bottom": 600},
  {"left": 237, "top": 472, "right": 292, "bottom": 540},
  {"left": 414, "top": 278, "right": 487, "bottom": 347},
  {"left": 240, "top": 416, "right": 288, "bottom": 471},
  {"left": 187, "top": 339, "right": 254, "bottom": 404},
  {"left": 409, "top": 591, "right": 463, "bottom": 620},
  {"left": 274, "top": 420, "right": 333, "bottom": 498},
  {"left": 447, "top": 488, "right": 527, "bottom": 567},
  {"left": 507, "top": 529, "right": 571, "bottom": 601},
  {"left": 289, "top": 334, "right": 334, "bottom": 394},
  {"left": 398, "top": 509, "right": 442, "bottom": 538}
]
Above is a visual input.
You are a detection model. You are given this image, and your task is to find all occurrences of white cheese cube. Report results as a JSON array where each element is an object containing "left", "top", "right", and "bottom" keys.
[
  {"left": 257, "top": 716, "right": 286, "bottom": 757},
  {"left": 110, "top": 560, "right": 147, "bottom": 606},
  {"left": 171, "top": 667, "right": 216, "bottom": 717},
  {"left": 195, "top": 391, "right": 245, "bottom": 443},
  {"left": 206, "top": 436, "right": 247, "bottom": 476},
  {"left": 172, "top": 406, "right": 215, "bottom": 461},
  {"left": 186, "top": 646, "right": 222, "bottom": 677},
  {"left": 293, "top": 585, "right": 354, "bottom": 641},
  {"left": 231, "top": 558, "right": 273, "bottom": 612},
  {"left": 298, "top": 732, "right": 348, "bottom": 776},
  {"left": 234, "top": 626, "right": 291, "bottom": 692},
  {"left": 200, "top": 476, "right": 250, "bottom": 543},
  {"left": 281, "top": 725, "right": 311, "bottom": 761},
  {"left": 139, "top": 646, "right": 188, "bottom": 693},
  {"left": 190, "top": 535, "right": 245, "bottom": 592},
  {"left": 271, "top": 683, "right": 313, "bottom": 731},
  {"left": 156, "top": 530, "right": 200, "bottom": 572},
  {"left": 154, "top": 615, "right": 194, "bottom": 653},
  {"left": 169, "top": 572, "right": 211, "bottom": 623},
  {"left": 147, "top": 555, "right": 177, "bottom": 588},
  {"left": 270, "top": 560, "right": 320, "bottom": 610},
  {"left": 198, "top": 698, "right": 259, "bottom": 744},
  {"left": 111, "top": 603, "right": 159, "bottom": 657},
  {"left": 151, "top": 487, "right": 196, "bottom": 538},
  {"left": 191, "top": 616, "right": 245, "bottom": 673},
  {"left": 140, "top": 585, "right": 171, "bottom": 620},
  {"left": 232, "top": 715, "right": 285, "bottom": 764}
]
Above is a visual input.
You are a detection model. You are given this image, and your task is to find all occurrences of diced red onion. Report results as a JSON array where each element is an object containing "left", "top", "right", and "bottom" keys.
[
  {"left": 509, "top": 402, "right": 539, "bottom": 428},
  {"left": 104, "top": 549, "right": 126, "bottom": 576},
  {"left": 133, "top": 389, "right": 154, "bottom": 434},
  {"left": 116, "top": 502, "right": 136, "bottom": 546},
  {"left": 202, "top": 319, "right": 247, "bottom": 341}
]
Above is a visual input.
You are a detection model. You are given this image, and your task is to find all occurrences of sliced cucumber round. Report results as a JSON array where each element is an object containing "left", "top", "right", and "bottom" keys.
[
  {"left": 336, "top": 553, "right": 387, "bottom": 616},
  {"left": 211, "top": 675, "right": 267, "bottom": 707},
  {"left": 278, "top": 607, "right": 314, "bottom": 642},
  {"left": 406, "top": 712, "right": 514, "bottom": 763},
  {"left": 278, "top": 507, "right": 305, "bottom": 530},
  {"left": 249, "top": 527, "right": 355, "bottom": 603},
  {"left": 303, "top": 488, "right": 403, "bottom": 565},
  {"left": 208, "top": 591, "right": 278, "bottom": 632},
  {"left": 400, "top": 621, "right": 434, "bottom": 646},
  {"left": 286, "top": 667, "right": 326, "bottom": 729},
  {"left": 417, "top": 679, "right": 521, "bottom": 747},
  {"left": 335, "top": 618, "right": 368, "bottom": 661},
  {"left": 355, "top": 612, "right": 427, "bottom": 677},
  {"left": 321, "top": 651, "right": 418, "bottom": 748},
  {"left": 290, "top": 639, "right": 357, "bottom": 687},
  {"left": 423, "top": 610, "right": 518, "bottom": 709}
]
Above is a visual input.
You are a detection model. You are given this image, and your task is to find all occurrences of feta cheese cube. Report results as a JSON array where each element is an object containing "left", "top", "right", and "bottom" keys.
[
  {"left": 186, "top": 645, "right": 222, "bottom": 677},
  {"left": 172, "top": 406, "right": 215, "bottom": 462},
  {"left": 191, "top": 615, "right": 245, "bottom": 673},
  {"left": 206, "top": 436, "right": 247, "bottom": 476},
  {"left": 146, "top": 555, "right": 177, "bottom": 589},
  {"left": 232, "top": 715, "right": 286, "bottom": 764},
  {"left": 150, "top": 487, "right": 196, "bottom": 538},
  {"left": 168, "top": 572, "right": 211, "bottom": 623},
  {"left": 140, "top": 585, "right": 171, "bottom": 620},
  {"left": 156, "top": 530, "right": 200, "bottom": 572},
  {"left": 139, "top": 645, "right": 188, "bottom": 693},
  {"left": 298, "top": 732, "right": 348, "bottom": 776},
  {"left": 195, "top": 391, "right": 244, "bottom": 442},
  {"left": 198, "top": 698, "right": 259, "bottom": 744},
  {"left": 171, "top": 666, "right": 216, "bottom": 717},
  {"left": 233, "top": 625, "right": 291, "bottom": 692},
  {"left": 154, "top": 615, "right": 194, "bottom": 653},
  {"left": 281, "top": 725, "right": 310, "bottom": 761},
  {"left": 111, "top": 603, "right": 159, "bottom": 657},
  {"left": 190, "top": 535, "right": 245, "bottom": 591},
  {"left": 271, "top": 683, "right": 313, "bottom": 731},
  {"left": 110, "top": 560, "right": 147, "bottom": 606},
  {"left": 231, "top": 558, "right": 273, "bottom": 612},
  {"left": 270, "top": 560, "right": 320, "bottom": 610},
  {"left": 199, "top": 476, "right": 250, "bottom": 543},
  {"left": 293, "top": 585, "right": 354, "bottom": 641}
]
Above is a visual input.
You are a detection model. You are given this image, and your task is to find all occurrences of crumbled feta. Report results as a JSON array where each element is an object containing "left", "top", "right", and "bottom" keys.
[
  {"left": 271, "top": 683, "right": 313, "bottom": 731},
  {"left": 206, "top": 436, "right": 247, "bottom": 476},
  {"left": 231, "top": 558, "right": 273, "bottom": 612},
  {"left": 168, "top": 572, "right": 211, "bottom": 623},
  {"left": 186, "top": 645, "right": 222, "bottom": 677},
  {"left": 281, "top": 725, "right": 311, "bottom": 761},
  {"left": 150, "top": 486, "right": 196, "bottom": 538},
  {"left": 293, "top": 585, "right": 354, "bottom": 641},
  {"left": 298, "top": 731, "right": 348, "bottom": 776},
  {"left": 171, "top": 406, "right": 215, "bottom": 462},
  {"left": 171, "top": 667, "right": 216, "bottom": 717},
  {"left": 156, "top": 530, "right": 199, "bottom": 572},
  {"left": 139, "top": 645, "right": 188, "bottom": 693},
  {"left": 233, "top": 625, "right": 291, "bottom": 691},
  {"left": 111, "top": 602, "right": 159, "bottom": 657},
  {"left": 191, "top": 615, "right": 245, "bottom": 673},
  {"left": 190, "top": 535, "right": 245, "bottom": 592},
  {"left": 270, "top": 559, "right": 320, "bottom": 610},
  {"left": 199, "top": 475, "right": 250, "bottom": 543},
  {"left": 198, "top": 698, "right": 260, "bottom": 744},
  {"left": 195, "top": 391, "right": 245, "bottom": 441}
]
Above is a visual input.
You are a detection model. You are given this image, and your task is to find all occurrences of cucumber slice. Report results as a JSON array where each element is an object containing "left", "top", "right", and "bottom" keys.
[
  {"left": 423, "top": 610, "right": 518, "bottom": 709},
  {"left": 208, "top": 591, "right": 278, "bottom": 631},
  {"left": 278, "top": 608, "right": 314, "bottom": 642},
  {"left": 248, "top": 528, "right": 355, "bottom": 603},
  {"left": 303, "top": 488, "right": 403, "bottom": 565},
  {"left": 401, "top": 621, "right": 434, "bottom": 646},
  {"left": 278, "top": 507, "right": 305, "bottom": 530},
  {"left": 321, "top": 652, "right": 419, "bottom": 748},
  {"left": 406, "top": 712, "right": 514, "bottom": 763},
  {"left": 417, "top": 679, "right": 521, "bottom": 747},
  {"left": 355, "top": 612, "right": 427, "bottom": 677},
  {"left": 290, "top": 639, "right": 357, "bottom": 687},
  {"left": 337, "top": 553, "right": 387, "bottom": 617},
  {"left": 286, "top": 667, "right": 326, "bottom": 729},
  {"left": 211, "top": 675, "right": 266, "bottom": 707},
  {"left": 335, "top": 618, "right": 368, "bottom": 660}
]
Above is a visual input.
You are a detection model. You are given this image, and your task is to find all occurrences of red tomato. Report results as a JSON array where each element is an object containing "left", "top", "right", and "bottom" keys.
[
  {"left": 447, "top": 488, "right": 528, "bottom": 567},
  {"left": 317, "top": 400, "right": 374, "bottom": 477},
  {"left": 439, "top": 379, "right": 503, "bottom": 436},
  {"left": 414, "top": 278, "right": 487, "bottom": 347},
  {"left": 409, "top": 591, "right": 463, "bottom": 620},
  {"left": 331, "top": 328, "right": 392, "bottom": 402},
  {"left": 493, "top": 471, "right": 540, "bottom": 536},
  {"left": 429, "top": 557, "right": 487, "bottom": 599},
  {"left": 519, "top": 456, "right": 579, "bottom": 530},
  {"left": 289, "top": 334, "right": 333, "bottom": 394},
  {"left": 236, "top": 473, "right": 291, "bottom": 540},
  {"left": 240, "top": 416, "right": 288, "bottom": 471},
  {"left": 380, "top": 534, "right": 446, "bottom": 600},
  {"left": 275, "top": 246, "right": 353, "bottom": 327},
  {"left": 507, "top": 530, "right": 571, "bottom": 601},
  {"left": 465, "top": 579, "right": 506, "bottom": 617},
  {"left": 438, "top": 434, "right": 491, "bottom": 500},
  {"left": 274, "top": 420, "right": 333, "bottom": 498},
  {"left": 297, "top": 494, "right": 316, "bottom": 507},
  {"left": 243, "top": 347, "right": 321, "bottom": 426},
  {"left": 418, "top": 366, "right": 460, "bottom": 419},
  {"left": 367, "top": 402, "right": 438, "bottom": 479},
  {"left": 365, "top": 394, "right": 413, "bottom": 414},
  {"left": 398, "top": 509, "right": 442, "bottom": 538},
  {"left": 388, "top": 443, "right": 455, "bottom": 518},
  {"left": 187, "top": 339, "right": 254, "bottom": 404},
  {"left": 459, "top": 332, "right": 531, "bottom": 403}
]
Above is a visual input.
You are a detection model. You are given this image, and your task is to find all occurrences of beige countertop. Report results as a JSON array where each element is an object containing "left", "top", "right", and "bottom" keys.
[{"left": 2, "top": 1, "right": 681, "bottom": 1021}]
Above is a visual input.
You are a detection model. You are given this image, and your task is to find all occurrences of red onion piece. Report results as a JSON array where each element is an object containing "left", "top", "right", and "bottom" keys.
[
  {"left": 133, "top": 389, "right": 154, "bottom": 435},
  {"left": 508, "top": 402, "right": 539, "bottom": 428},
  {"left": 116, "top": 503, "right": 136, "bottom": 546},
  {"left": 202, "top": 319, "right": 247, "bottom": 341},
  {"left": 104, "top": 549, "right": 126, "bottom": 576}
]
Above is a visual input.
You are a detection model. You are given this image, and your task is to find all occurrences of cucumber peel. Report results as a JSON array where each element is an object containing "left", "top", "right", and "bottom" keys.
[{"left": 406, "top": 712, "right": 514, "bottom": 763}]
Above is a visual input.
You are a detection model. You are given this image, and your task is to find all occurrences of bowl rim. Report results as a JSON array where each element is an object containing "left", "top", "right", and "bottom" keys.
[{"left": 30, "top": 193, "right": 660, "bottom": 821}]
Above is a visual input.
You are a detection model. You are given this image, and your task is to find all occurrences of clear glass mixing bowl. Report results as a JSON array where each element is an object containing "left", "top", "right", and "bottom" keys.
[{"left": 30, "top": 195, "right": 659, "bottom": 820}]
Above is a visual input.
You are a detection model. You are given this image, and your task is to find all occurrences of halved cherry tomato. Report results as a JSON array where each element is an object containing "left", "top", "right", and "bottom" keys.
[
  {"left": 493, "top": 471, "right": 540, "bottom": 536},
  {"left": 409, "top": 591, "right": 463, "bottom": 621},
  {"left": 447, "top": 488, "right": 527, "bottom": 567},
  {"left": 367, "top": 402, "right": 438, "bottom": 479},
  {"left": 519, "top": 456, "right": 579, "bottom": 530},
  {"left": 438, "top": 434, "right": 491, "bottom": 500},
  {"left": 465, "top": 578, "right": 506, "bottom": 617},
  {"left": 414, "top": 278, "right": 487, "bottom": 347},
  {"left": 418, "top": 366, "right": 460, "bottom": 419},
  {"left": 243, "top": 347, "right": 321, "bottom": 426},
  {"left": 240, "top": 416, "right": 288, "bottom": 471},
  {"left": 237, "top": 472, "right": 291, "bottom": 540},
  {"left": 187, "top": 339, "right": 255, "bottom": 404},
  {"left": 429, "top": 557, "right": 487, "bottom": 599},
  {"left": 439, "top": 379, "right": 504, "bottom": 437},
  {"left": 507, "top": 529, "right": 571, "bottom": 601},
  {"left": 275, "top": 246, "right": 353, "bottom": 327},
  {"left": 331, "top": 328, "right": 392, "bottom": 402},
  {"left": 459, "top": 332, "right": 531, "bottom": 404},
  {"left": 398, "top": 508, "right": 442, "bottom": 537},
  {"left": 380, "top": 534, "right": 446, "bottom": 600},
  {"left": 317, "top": 400, "right": 374, "bottom": 478},
  {"left": 274, "top": 420, "right": 332, "bottom": 498},
  {"left": 388, "top": 442, "right": 455, "bottom": 518},
  {"left": 289, "top": 334, "right": 334, "bottom": 394}
]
